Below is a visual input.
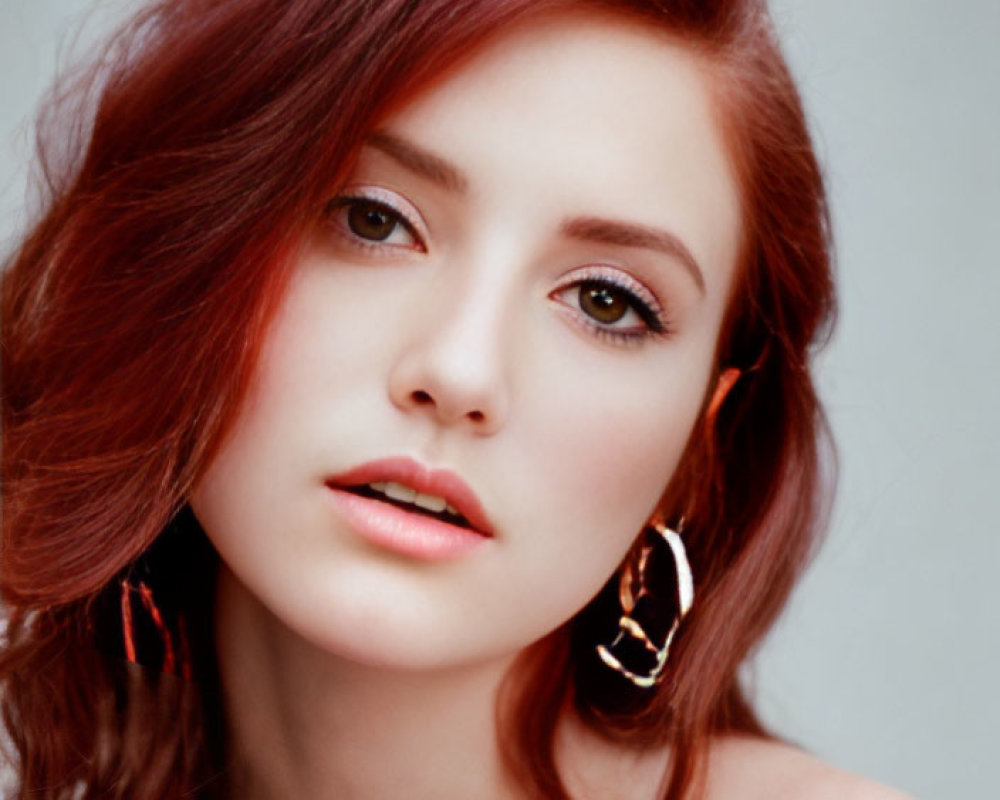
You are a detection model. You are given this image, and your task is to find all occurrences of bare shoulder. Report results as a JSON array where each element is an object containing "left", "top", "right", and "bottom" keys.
[
  {"left": 557, "top": 718, "right": 912, "bottom": 800},
  {"left": 707, "top": 736, "right": 913, "bottom": 800}
]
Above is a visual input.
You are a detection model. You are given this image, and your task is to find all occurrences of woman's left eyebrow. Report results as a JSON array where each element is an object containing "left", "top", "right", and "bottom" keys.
[
  {"left": 366, "top": 131, "right": 469, "bottom": 194},
  {"left": 561, "top": 217, "right": 706, "bottom": 295}
]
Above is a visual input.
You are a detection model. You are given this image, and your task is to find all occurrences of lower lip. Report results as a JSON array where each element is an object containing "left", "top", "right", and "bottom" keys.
[{"left": 326, "top": 487, "right": 490, "bottom": 561}]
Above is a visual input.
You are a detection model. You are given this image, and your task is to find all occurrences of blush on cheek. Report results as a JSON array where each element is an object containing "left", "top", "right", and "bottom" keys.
[{"left": 528, "top": 375, "right": 706, "bottom": 546}]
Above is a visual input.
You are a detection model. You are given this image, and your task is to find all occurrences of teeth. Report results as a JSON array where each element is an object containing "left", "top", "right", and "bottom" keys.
[
  {"left": 382, "top": 481, "right": 416, "bottom": 503},
  {"left": 368, "top": 482, "right": 451, "bottom": 515},
  {"left": 414, "top": 492, "right": 447, "bottom": 513}
]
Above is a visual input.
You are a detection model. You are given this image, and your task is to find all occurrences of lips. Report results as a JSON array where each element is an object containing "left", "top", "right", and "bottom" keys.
[{"left": 325, "top": 457, "right": 494, "bottom": 537}]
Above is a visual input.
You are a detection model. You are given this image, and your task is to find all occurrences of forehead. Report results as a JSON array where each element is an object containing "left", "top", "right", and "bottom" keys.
[{"left": 380, "top": 11, "right": 743, "bottom": 300}]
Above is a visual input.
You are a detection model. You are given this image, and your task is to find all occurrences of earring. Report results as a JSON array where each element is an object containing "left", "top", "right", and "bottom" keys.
[
  {"left": 596, "top": 521, "right": 694, "bottom": 689},
  {"left": 120, "top": 578, "right": 191, "bottom": 679}
]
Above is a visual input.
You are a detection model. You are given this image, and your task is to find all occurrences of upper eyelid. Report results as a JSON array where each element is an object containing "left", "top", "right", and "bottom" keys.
[{"left": 553, "top": 264, "right": 663, "bottom": 315}]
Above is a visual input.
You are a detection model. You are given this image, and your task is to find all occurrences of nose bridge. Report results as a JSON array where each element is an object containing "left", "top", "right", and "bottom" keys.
[{"left": 389, "top": 259, "right": 514, "bottom": 432}]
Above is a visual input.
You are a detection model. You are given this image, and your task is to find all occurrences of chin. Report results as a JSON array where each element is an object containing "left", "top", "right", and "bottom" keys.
[{"left": 221, "top": 566, "right": 525, "bottom": 673}]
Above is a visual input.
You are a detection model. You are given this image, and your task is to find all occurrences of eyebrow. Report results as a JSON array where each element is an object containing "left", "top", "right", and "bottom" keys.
[
  {"left": 561, "top": 217, "right": 706, "bottom": 294},
  {"left": 366, "top": 131, "right": 705, "bottom": 294},
  {"left": 367, "top": 131, "right": 469, "bottom": 194}
]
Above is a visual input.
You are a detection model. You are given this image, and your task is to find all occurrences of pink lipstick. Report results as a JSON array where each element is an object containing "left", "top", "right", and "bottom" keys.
[{"left": 325, "top": 457, "right": 493, "bottom": 560}]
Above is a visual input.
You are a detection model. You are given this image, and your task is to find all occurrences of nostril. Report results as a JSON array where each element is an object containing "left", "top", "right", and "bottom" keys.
[{"left": 404, "top": 389, "right": 490, "bottom": 425}]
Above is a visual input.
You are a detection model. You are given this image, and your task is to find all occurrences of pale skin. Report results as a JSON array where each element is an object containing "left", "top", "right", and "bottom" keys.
[{"left": 191, "top": 12, "right": 910, "bottom": 800}]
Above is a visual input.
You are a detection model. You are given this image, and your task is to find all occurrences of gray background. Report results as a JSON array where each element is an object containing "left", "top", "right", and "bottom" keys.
[{"left": 1, "top": 2, "right": 996, "bottom": 798}]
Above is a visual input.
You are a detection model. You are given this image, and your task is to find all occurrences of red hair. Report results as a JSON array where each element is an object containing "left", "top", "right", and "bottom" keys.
[{"left": 1, "top": 1, "right": 834, "bottom": 797}]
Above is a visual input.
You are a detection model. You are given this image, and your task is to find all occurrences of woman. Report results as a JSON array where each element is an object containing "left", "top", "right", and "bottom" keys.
[{"left": 1, "top": 0, "right": 908, "bottom": 798}]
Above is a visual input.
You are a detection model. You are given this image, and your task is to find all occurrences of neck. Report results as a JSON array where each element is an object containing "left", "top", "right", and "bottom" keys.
[{"left": 213, "top": 566, "right": 520, "bottom": 800}]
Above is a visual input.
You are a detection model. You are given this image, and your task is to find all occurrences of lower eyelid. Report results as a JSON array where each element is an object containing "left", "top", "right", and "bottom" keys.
[
  {"left": 550, "top": 286, "right": 669, "bottom": 346},
  {"left": 555, "top": 304, "right": 662, "bottom": 349}
]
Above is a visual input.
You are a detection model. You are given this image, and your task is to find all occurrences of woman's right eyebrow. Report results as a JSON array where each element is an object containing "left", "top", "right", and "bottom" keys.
[{"left": 366, "top": 131, "right": 469, "bottom": 194}]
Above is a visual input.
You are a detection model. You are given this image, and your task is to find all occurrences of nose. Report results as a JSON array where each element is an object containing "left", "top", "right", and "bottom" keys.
[{"left": 387, "top": 287, "right": 510, "bottom": 435}]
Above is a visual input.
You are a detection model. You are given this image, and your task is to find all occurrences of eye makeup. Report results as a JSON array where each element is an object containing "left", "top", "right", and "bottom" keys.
[
  {"left": 321, "top": 182, "right": 675, "bottom": 348},
  {"left": 323, "top": 185, "right": 429, "bottom": 253},
  {"left": 550, "top": 264, "right": 672, "bottom": 347}
]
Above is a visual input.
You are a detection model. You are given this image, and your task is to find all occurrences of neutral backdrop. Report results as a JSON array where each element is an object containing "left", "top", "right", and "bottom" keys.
[{"left": 1, "top": 2, "right": 997, "bottom": 799}]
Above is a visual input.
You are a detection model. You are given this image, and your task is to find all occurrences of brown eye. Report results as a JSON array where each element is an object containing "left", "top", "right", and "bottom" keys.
[
  {"left": 347, "top": 201, "right": 399, "bottom": 241},
  {"left": 579, "top": 280, "right": 630, "bottom": 324}
]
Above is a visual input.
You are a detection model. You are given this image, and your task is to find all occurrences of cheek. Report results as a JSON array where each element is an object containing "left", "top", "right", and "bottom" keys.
[{"left": 507, "top": 341, "right": 713, "bottom": 582}]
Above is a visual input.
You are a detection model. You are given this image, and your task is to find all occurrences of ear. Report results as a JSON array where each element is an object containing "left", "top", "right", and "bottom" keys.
[{"left": 705, "top": 367, "right": 741, "bottom": 427}]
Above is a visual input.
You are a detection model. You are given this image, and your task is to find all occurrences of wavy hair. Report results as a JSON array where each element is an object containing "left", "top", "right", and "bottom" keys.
[{"left": 1, "top": 1, "right": 834, "bottom": 797}]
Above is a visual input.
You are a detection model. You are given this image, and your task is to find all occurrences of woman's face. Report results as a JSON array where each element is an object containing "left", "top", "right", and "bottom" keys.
[{"left": 191, "top": 13, "right": 741, "bottom": 669}]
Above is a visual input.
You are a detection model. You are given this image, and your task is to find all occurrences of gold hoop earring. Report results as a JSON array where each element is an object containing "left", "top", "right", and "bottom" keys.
[{"left": 596, "top": 521, "right": 694, "bottom": 689}]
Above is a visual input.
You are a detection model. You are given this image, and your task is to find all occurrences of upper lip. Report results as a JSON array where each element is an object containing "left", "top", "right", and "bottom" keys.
[{"left": 325, "top": 457, "right": 494, "bottom": 536}]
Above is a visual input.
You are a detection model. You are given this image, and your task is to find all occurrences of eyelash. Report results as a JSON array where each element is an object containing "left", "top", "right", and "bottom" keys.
[
  {"left": 551, "top": 268, "right": 671, "bottom": 346},
  {"left": 323, "top": 191, "right": 427, "bottom": 253}
]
